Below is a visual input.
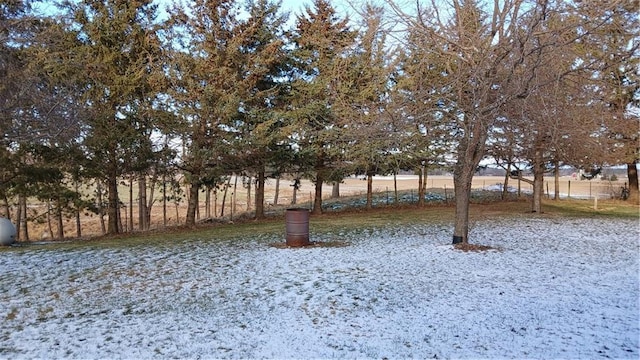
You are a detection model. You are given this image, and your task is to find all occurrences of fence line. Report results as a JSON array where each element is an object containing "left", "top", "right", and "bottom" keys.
[{"left": 3, "top": 175, "right": 629, "bottom": 241}]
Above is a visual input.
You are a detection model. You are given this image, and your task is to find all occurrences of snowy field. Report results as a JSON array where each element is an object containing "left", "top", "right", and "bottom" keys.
[{"left": 0, "top": 216, "right": 638, "bottom": 359}]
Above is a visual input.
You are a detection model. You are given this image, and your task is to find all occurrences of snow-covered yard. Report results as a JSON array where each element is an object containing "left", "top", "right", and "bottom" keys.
[{"left": 0, "top": 216, "right": 638, "bottom": 359}]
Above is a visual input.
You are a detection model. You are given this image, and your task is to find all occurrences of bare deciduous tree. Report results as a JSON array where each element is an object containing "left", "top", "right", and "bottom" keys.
[{"left": 389, "top": 0, "right": 570, "bottom": 243}]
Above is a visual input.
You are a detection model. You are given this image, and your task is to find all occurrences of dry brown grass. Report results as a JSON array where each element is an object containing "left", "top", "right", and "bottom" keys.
[
  {"left": 12, "top": 175, "right": 635, "bottom": 242},
  {"left": 268, "top": 240, "right": 350, "bottom": 249},
  {"left": 453, "top": 243, "right": 502, "bottom": 252}
]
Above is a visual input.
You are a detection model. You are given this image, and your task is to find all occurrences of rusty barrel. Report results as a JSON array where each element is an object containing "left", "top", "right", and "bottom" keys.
[{"left": 285, "top": 208, "right": 310, "bottom": 247}]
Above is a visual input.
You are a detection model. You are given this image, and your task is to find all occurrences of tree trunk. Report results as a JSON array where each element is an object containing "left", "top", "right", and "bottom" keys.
[
  {"left": 139, "top": 175, "right": 149, "bottom": 231},
  {"left": 196, "top": 190, "right": 200, "bottom": 221},
  {"left": 554, "top": 161, "right": 560, "bottom": 200},
  {"left": 274, "top": 176, "right": 280, "bottom": 205},
  {"left": 366, "top": 172, "right": 373, "bottom": 209},
  {"left": 423, "top": 168, "right": 428, "bottom": 193},
  {"left": 19, "top": 194, "right": 28, "bottom": 241},
  {"left": 331, "top": 182, "right": 339, "bottom": 199},
  {"left": 107, "top": 173, "right": 119, "bottom": 234},
  {"left": 531, "top": 148, "right": 545, "bottom": 213},
  {"left": 312, "top": 149, "right": 326, "bottom": 214},
  {"left": 162, "top": 173, "right": 167, "bottom": 227},
  {"left": 246, "top": 176, "right": 252, "bottom": 212},
  {"left": 313, "top": 158, "right": 324, "bottom": 215},
  {"left": 117, "top": 198, "right": 123, "bottom": 233},
  {"left": 627, "top": 161, "right": 639, "bottom": 205},
  {"left": 97, "top": 181, "right": 106, "bottom": 234},
  {"left": 394, "top": 172, "right": 398, "bottom": 203},
  {"left": 532, "top": 170, "right": 544, "bottom": 213},
  {"left": 46, "top": 199, "right": 53, "bottom": 239},
  {"left": 147, "top": 172, "right": 157, "bottom": 228},
  {"left": 232, "top": 176, "right": 238, "bottom": 220},
  {"left": 185, "top": 180, "right": 200, "bottom": 226},
  {"left": 452, "top": 127, "right": 487, "bottom": 244},
  {"left": 205, "top": 187, "right": 211, "bottom": 218},
  {"left": 255, "top": 170, "right": 265, "bottom": 219},
  {"left": 502, "top": 163, "right": 510, "bottom": 200},
  {"left": 452, "top": 171, "right": 473, "bottom": 244},
  {"left": 417, "top": 167, "right": 425, "bottom": 207},
  {"left": 313, "top": 174, "right": 323, "bottom": 214},
  {"left": 15, "top": 195, "right": 22, "bottom": 241},
  {"left": 214, "top": 190, "right": 218, "bottom": 217},
  {"left": 332, "top": 182, "right": 340, "bottom": 198},
  {"left": 291, "top": 179, "right": 298, "bottom": 205},
  {"left": 517, "top": 176, "right": 522, "bottom": 198},
  {"left": 422, "top": 166, "right": 428, "bottom": 204},
  {"left": 129, "top": 177, "right": 134, "bottom": 232},
  {"left": 221, "top": 177, "right": 230, "bottom": 217},
  {"left": 55, "top": 197, "right": 64, "bottom": 239},
  {"left": 2, "top": 194, "right": 10, "bottom": 219},
  {"left": 75, "top": 208, "right": 81, "bottom": 238},
  {"left": 74, "top": 180, "right": 81, "bottom": 238}
]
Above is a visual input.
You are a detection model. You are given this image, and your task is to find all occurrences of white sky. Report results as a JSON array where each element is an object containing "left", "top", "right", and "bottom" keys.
[
  {"left": 33, "top": 0, "right": 361, "bottom": 27},
  {"left": 281, "top": 0, "right": 314, "bottom": 14}
]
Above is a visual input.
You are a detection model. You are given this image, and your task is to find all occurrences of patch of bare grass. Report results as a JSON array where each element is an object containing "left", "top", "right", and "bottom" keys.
[
  {"left": 269, "top": 240, "right": 350, "bottom": 249},
  {"left": 453, "top": 243, "right": 501, "bottom": 252},
  {"left": 542, "top": 198, "right": 639, "bottom": 219}
]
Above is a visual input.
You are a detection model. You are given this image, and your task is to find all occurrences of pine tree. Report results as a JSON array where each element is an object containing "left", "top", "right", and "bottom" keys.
[
  {"left": 228, "top": 0, "right": 290, "bottom": 219},
  {"left": 290, "top": 0, "right": 356, "bottom": 214},
  {"left": 332, "top": 5, "right": 393, "bottom": 209},
  {"left": 49, "top": 0, "right": 166, "bottom": 234}
]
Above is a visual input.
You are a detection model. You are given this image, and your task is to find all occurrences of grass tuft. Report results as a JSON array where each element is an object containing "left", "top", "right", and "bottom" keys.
[
  {"left": 269, "top": 240, "right": 350, "bottom": 249},
  {"left": 453, "top": 243, "right": 501, "bottom": 252}
]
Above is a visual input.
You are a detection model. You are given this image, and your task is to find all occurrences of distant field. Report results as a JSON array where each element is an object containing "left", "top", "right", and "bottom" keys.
[
  {"left": 271, "top": 175, "right": 628, "bottom": 209},
  {"left": 22, "top": 175, "right": 633, "bottom": 240}
]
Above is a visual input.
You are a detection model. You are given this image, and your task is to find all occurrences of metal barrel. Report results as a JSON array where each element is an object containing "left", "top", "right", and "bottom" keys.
[{"left": 285, "top": 208, "right": 310, "bottom": 247}]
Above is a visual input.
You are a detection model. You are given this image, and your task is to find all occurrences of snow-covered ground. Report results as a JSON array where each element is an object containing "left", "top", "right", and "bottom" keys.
[{"left": 0, "top": 216, "right": 638, "bottom": 359}]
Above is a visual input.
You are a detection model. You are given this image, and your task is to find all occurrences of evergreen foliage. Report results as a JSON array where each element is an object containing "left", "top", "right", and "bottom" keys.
[{"left": 0, "top": 0, "right": 637, "bottom": 241}]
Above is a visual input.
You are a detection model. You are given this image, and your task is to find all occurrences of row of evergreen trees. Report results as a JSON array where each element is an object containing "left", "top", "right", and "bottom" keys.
[{"left": 1, "top": 0, "right": 637, "bottom": 242}]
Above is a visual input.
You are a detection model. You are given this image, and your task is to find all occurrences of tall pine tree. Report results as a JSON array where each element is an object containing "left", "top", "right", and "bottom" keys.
[{"left": 290, "top": 0, "right": 356, "bottom": 214}]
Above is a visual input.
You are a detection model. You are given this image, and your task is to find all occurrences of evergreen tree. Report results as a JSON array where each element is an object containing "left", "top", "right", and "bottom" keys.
[
  {"left": 49, "top": 0, "right": 167, "bottom": 234},
  {"left": 227, "top": 0, "right": 290, "bottom": 219},
  {"left": 333, "top": 4, "right": 393, "bottom": 209},
  {"left": 290, "top": 0, "right": 356, "bottom": 214},
  {"left": 578, "top": 0, "right": 639, "bottom": 203},
  {"left": 167, "top": 0, "right": 283, "bottom": 225}
]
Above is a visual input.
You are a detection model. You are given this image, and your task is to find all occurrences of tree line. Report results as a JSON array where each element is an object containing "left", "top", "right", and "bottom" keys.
[{"left": 1, "top": 0, "right": 637, "bottom": 243}]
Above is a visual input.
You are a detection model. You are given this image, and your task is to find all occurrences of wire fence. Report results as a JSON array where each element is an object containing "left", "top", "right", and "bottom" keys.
[{"left": 4, "top": 175, "right": 631, "bottom": 241}]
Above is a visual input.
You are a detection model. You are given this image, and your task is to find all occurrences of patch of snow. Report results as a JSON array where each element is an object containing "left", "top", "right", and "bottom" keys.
[
  {"left": 483, "top": 182, "right": 522, "bottom": 193},
  {"left": 0, "top": 217, "right": 638, "bottom": 359},
  {"left": 371, "top": 175, "right": 420, "bottom": 180}
]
